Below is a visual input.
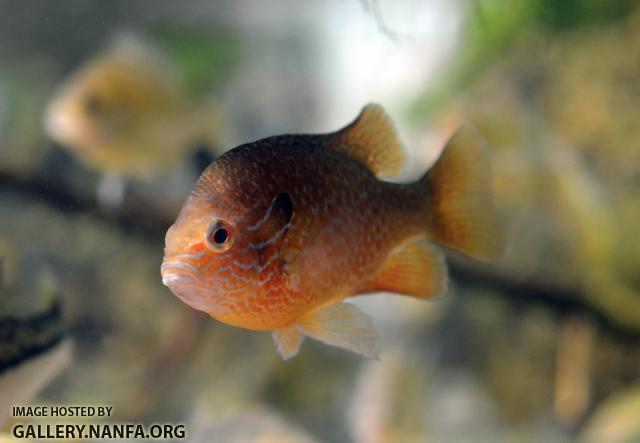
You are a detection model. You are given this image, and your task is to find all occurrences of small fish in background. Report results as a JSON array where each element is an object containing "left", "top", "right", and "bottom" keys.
[
  {"left": 44, "top": 34, "right": 220, "bottom": 208},
  {"left": 0, "top": 256, "right": 72, "bottom": 428},
  {"left": 161, "top": 104, "right": 503, "bottom": 360},
  {"left": 45, "top": 33, "right": 220, "bottom": 176}
]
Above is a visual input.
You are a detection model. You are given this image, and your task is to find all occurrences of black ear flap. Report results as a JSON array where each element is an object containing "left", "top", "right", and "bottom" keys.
[
  {"left": 254, "top": 192, "right": 294, "bottom": 246},
  {"left": 273, "top": 192, "right": 293, "bottom": 222}
]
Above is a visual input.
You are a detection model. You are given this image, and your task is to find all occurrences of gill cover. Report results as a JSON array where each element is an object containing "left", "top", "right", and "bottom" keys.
[{"left": 249, "top": 192, "right": 294, "bottom": 264}]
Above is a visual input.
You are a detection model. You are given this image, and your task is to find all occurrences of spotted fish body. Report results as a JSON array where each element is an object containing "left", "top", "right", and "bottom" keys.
[{"left": 162, "top": 104, "right": 503, "bottom": 359}]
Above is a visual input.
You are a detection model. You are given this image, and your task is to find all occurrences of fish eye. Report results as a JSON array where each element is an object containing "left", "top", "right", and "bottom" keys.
[
  {"left": 205, "top": 220, "right": 234, "bottom": 252},
  {"left": 84, "top": 93, "right": 102, "bottom": 115},
  {"left": 213, "top": 228, "right": 228, "bottom": 244}
]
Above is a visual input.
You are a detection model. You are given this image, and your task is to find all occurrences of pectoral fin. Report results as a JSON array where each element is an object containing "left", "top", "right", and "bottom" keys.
[
  {"left": 295, "top": 302, "right": 380, "bottom": 358},
  {"left": 272, "top": 327, "right": 305, "bottom": 360},
  {"left": 365, "top": 237, "right": 448, "bottom": 298}
]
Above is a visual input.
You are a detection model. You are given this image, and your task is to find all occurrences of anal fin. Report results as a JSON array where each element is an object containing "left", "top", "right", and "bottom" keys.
[
  {"left": 272, "top": 327, "right": 304, "bottom": 360},
  {"left": 366, "top": 237, "right": 448, "bottom": 298},
  {"left": 296, "top": 302, "right": 379, "bottom": 358}
]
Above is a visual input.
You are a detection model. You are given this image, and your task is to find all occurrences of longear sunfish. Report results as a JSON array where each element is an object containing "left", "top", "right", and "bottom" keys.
[
  {"left": 161, "top": 104, "right": 503, "bottom": 360},
  {"left": 45, "top": 34, "right": 219, "bottom": 177}
]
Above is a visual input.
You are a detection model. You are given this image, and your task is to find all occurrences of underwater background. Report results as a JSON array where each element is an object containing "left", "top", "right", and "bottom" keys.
[{"left": 1, "top": 0, "right": 640, "bottom": 442}]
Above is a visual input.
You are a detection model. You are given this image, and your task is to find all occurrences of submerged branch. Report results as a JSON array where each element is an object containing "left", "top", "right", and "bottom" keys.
[
  {"left": 1, "top": 167, "right": 639, "bottom": 342},
  {"left": 449, "top": 258, "right": 640, "bottom": 342},
  {"left": 0, "top": 168, "right": 172, "bottom": 238}
]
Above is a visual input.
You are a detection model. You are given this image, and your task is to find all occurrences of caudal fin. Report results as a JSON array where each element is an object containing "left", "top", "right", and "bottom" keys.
[{"left": 421, "top": 124, "right": 504, "bottom": 262}]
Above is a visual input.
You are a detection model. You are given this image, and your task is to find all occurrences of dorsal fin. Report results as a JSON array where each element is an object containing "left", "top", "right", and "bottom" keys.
[
  {"left": 327, "top": 103, "right": 406, "bottom": 178},
  {"left": 107, "top": 32, "right": 180, "bottom": 86}
]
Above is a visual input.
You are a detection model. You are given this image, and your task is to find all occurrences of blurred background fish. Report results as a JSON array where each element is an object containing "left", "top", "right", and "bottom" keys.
[
  {"left": 45, "top": 33, "right": 220, "bottom": 178},
  {"left": 44, "top": 33, "right": 223, "bottom": 211}
]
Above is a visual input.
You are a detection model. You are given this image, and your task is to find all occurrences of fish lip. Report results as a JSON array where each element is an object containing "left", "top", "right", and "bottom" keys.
[
  {"left": 45, "top": 108, "right": 93, "bottom": 151},
  {"left": 45, "top": 107, "right": 73, "bottom": 143},
  {"left": 161, "top": 271, "right": 186, "bottom": 288},
  {"left": 160, "top": 260, "right": 221, "bottom": 314},
  {"left": 160, "top": 259, "right": 201, "bottom": 288}
]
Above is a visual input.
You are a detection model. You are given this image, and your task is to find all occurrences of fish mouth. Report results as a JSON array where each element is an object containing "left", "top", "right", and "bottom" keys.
[
  {"left": 160, "top": 259, "right": 202, "bottom": 288},
  {"left": 45, "top": 107, "right": 74, "bottom": 143},
  {"left": 45, "top": 107, "right": 97, "bottom": 151},
  {"left": 160, "top": 257, "right": 218, "bottom": 313}
]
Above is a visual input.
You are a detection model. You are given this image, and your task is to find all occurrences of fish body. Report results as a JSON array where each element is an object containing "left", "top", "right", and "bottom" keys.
[
  {"left": 162, "top": 104, "right": 503, "bottom": 359},
  {"left": 45, "top": 35, "right": 218, "bottom": 177}
]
